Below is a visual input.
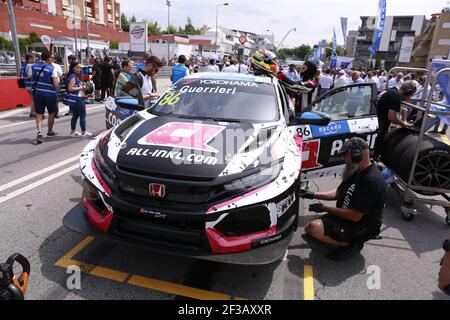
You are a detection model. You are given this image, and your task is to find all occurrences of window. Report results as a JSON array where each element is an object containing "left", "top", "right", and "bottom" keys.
[
  {"left": 312, "top": 85, "right": 374, "bottom": 120},
  {"left": 150, "top": 79, "right": 279, "bottom": 123}
]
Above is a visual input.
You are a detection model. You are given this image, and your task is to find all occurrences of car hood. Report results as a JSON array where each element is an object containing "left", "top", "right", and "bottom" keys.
[{"left": 113, "top": 116, "right": 270, "bottom": 180}]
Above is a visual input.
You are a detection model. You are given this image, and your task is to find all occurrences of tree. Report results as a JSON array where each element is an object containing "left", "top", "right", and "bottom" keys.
[
  {"left": 325, "top": 41, "right": 345, "bottom": 58},
  {"left": 279, "top": 44, "right": 312, "bottom": 60},
  {"left": 184, "top": 17, "right": 199, "bottom": 35},
  {"left": 130, "top": 15, "right": 137, "bottom": 23},
  {"left": 148, "top": 21, "right": 162, "bottom": 35},
  {"left": 121, "top": 13, "right": 130, "bottom": 32}
]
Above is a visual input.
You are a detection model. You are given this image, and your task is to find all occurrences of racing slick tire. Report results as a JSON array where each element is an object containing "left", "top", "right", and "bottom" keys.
[
  {"left": 383, "top": 129, "right": 450, "bottom": 196},
  {"left": 398, "top": 137, "right": 450, "bottom": 195}
]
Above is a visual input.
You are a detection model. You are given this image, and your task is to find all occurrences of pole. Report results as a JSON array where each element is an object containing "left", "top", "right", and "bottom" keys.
[
  {"left": 215, "top": 5, "right": 219, "bottom": 55},
  {"left": 71, "top": 0, "right": 78, "bottom": 60},
  {"left": 277, "top": 28, "right": 296, "bottom": 49},
  {"left": 165, "top": 0, "right": 171, "bottom": 64},
  {"left": 84, "top": 0, "right": 90, "bottom": 63},
  {"left": 6, "top": 0, "right": 21, "bottom": 75}
]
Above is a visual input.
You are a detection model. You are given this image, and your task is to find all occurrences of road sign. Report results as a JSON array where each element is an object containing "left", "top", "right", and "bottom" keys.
[{"left": 239, "top": 35, "right": 247, "bottom": 45}]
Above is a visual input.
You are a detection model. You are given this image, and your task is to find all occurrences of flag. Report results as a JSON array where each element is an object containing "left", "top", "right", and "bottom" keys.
[
  {"left": 332, "top": 28, "right": 337, "bottom": 56},
  {"left": 369, "top": 0, "right": 387, "bottom": 55}
]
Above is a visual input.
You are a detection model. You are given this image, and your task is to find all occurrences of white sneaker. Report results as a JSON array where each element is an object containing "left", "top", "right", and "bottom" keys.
[
  {"left": 70, "top": 131, "right": 81, "bottom": 137},
  {"left": 82, "top": 131, "right": 93, "bottom": 137}
]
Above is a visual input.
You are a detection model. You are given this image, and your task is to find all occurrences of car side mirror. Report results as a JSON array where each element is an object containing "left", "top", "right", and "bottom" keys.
[
  {"left": 292, "top": 111, "right": 331, "bottom": 126},
  {"left": 115, "top": 97, "right": 145, "bottom": 111}
]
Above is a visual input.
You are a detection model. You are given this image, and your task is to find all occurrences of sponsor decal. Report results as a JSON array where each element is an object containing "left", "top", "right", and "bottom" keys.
[
  {"left": 179, "top": 85, "right": 237, "bottom": 95},
  {"left": 330, "top": 133, "right": 378, "bottom": 157},
  {"left": 301, "top": 140, "right": 322, "bottom": 170},
  {"left": 259, "top": 234, "right": 282, "bottom": 246},
  {"left": 137, "top": 122, "right": 225, "bottom": 153},
  {"left": 131, "top": 25, "right": 145, "bottom": 40},
  {"left": 149, "top": 183, "right": 166, "bottom": 198},
  {"left": 276, "top": 193, "right": 296, "bottom": 216},
  {"left": 140, "top": 208, "right": 168, "bottom": 219},
  {"left": 311, "top": 121, "right": 350, "bottom": 138},
  {"left": 199, "top": 79, "right": 258, "bottom": 87},
  {"left": 126, "top": 148, "right": 218, "bottom": 166}
]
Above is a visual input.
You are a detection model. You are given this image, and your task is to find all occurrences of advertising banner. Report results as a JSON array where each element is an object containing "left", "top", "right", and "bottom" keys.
[{"left": 130, "top": 22, "right": 148, "bottom": 53}]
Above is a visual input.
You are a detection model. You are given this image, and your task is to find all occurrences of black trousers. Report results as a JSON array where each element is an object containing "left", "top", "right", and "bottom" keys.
[
  {"left": 101, "top": 82, "right": 112, "bottom": 101},
  {"left": 374, "top": 124, "right": 389, "bottom": 159}
]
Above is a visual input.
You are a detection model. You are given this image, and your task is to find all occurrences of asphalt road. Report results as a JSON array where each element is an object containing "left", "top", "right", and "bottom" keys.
[{"left": 0, "top": 77, "right": 449, "bottom": 300}]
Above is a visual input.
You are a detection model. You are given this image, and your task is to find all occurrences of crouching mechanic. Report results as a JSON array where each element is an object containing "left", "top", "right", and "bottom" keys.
[{"left": 301, "top": 137, "right": 387, "bottom": 261}]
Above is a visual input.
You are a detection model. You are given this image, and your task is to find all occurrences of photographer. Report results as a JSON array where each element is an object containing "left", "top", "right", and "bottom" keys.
[{"left": 302, "top": 138, "right": 387, "bottom": 261}]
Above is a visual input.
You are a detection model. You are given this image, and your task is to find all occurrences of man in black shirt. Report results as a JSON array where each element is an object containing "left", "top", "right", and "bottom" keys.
[
  {"left": 301, "top": 137, "right": 387, "bottom": 261},
  {"left": 373, "top": 81, "right": 416, "bottom": 159}
]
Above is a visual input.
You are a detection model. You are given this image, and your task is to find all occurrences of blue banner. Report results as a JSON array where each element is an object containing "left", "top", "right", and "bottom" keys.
[
  {"left": 332, "top": 28, "right": 337, "bottom": 56},
  {"left": 369, "top": 0, "right": 387, "bottom": 55}
]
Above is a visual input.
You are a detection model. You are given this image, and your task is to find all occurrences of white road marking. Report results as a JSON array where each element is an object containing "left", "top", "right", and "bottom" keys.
[
  {"left": 0, "top": 155, "right": 79, "bottom": 193},
  {"left": 0, "top": 164, "right": 79, "bottom": 205},
  {"left": 0, "top": 105, "right": 105, "bottom": 130},
  {"left": 283, "top": 249, "right": 289, "bottom": 261}
]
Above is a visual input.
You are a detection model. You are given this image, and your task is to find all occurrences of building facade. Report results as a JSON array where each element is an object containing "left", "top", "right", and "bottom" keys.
[
  {"left": 354, "top": 15, "right": 428, "bottom": 70},
  {"left": 0, "top": 0, "right": 125, "bottom": 45}
]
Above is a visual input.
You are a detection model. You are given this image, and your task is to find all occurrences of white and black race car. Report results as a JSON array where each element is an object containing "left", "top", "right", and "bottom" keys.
[{"left": 64, "top": 73, "right": 379, "bottom": 264}]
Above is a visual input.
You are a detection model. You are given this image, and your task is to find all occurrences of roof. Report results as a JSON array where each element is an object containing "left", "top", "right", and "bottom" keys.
[{"left": 186, "top": 72, "right": 275, "bottom": 85}]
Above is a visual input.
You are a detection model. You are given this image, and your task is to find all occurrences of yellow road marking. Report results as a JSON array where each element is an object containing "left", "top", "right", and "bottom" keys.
[
  {"left": 55, "top": 236, "right": 95, "bottom": 267},
  {"left": 55, "top": 236, "right": 247, "bottom": 300},
  {"left": 128, "top": 275, "right": 230, "bottom": 300},
  {"left": 304, "top": 265, "right": 314, "bottom": 300}
]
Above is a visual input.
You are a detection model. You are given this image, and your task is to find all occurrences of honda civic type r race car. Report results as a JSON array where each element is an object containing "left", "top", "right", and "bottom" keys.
[{"left": 64, "top": 73, "right": 379, "bottom": 265}]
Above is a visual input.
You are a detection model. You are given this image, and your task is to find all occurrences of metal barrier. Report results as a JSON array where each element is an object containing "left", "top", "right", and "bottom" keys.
[
  {"left": 385, "top": 67, "right": 450, "bottom": 224},
  {"left": 0, "top": 64, "right": 18, "bottom": 77}
]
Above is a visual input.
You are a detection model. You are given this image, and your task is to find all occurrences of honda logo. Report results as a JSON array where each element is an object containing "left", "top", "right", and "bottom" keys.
[{"left": 149, "top": 183, "right": 166, "bottom": 198}]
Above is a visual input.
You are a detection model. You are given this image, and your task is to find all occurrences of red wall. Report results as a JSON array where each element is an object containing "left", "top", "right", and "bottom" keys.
[
  {"left": 0, "top": 3, "right": 128, "bottom": 43},
  {"left": 0, "top": 78, "right": 32, "bottom": 111}
]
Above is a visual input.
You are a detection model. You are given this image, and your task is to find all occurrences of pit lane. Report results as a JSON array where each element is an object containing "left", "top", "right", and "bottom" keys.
[{"left": 0, "top": 77, "right": 448, "bottom": 300}]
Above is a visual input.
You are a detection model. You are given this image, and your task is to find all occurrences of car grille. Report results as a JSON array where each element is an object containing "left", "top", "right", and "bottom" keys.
[
  {"left": 115, "top": 166, "right": 229, "bottom": 205},
  {"left": 111, "top": 208, "right": 207, "bottom": 251}
]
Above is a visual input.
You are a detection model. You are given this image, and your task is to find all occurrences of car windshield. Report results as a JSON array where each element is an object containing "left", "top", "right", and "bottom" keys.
[{"left": 149, "top": 78, "right": 279, "bottom": 123}]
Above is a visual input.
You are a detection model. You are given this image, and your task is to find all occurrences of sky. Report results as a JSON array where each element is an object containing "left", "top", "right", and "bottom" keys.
[{"left": 120, "top": 0, "right": 448, "bottom": 48}]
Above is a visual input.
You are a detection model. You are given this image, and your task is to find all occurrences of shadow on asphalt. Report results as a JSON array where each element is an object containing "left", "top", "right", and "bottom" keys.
[{"left": 38, "top": 207, "right": 279, "bottom": 300}]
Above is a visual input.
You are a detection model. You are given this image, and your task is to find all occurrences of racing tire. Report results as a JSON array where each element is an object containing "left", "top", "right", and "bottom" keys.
[
  {"left": 381, "top": 128, "right": 414, "bottom": 166},
  {"left": 386, "top": 133, "right": 420, "bottom": 174},
  {"left": 398, "top": 136, "right": 450, "bottom": 195},
  {"left": 446, "top": 215, "right": 450, "bottom": 226}
]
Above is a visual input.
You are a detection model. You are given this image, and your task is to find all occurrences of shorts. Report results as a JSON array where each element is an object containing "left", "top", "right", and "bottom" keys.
[
  {"left": 34, "top": 95, "right": 58, "bottom": 115},
  {"left": 320, "top": 214, "right": 358, "bottom": 243}
]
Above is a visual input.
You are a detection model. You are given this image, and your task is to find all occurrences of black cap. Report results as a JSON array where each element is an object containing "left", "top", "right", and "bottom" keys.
[{"left": 338, "top": 137, "right": 369, "bottom": 156}]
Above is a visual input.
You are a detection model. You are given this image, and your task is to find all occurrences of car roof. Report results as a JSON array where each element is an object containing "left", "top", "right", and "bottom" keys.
[{"left": 186, "top": 72, "right": 276, "bottom": 85}]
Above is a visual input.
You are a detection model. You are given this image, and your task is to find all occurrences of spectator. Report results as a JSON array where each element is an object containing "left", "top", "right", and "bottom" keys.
[
  {"left": 64, "top": 62, "right": 92, "bottom": 137},
  {"left": 334, "top": 69, "right": 347, "bottom": 88},
  {"left": 206, "top": 59, "right": 220, "bottom": 72},
  {"left": 237, "top": 60, "right": 248, "bottom": 74},
  {"left": 284, "top": 64, "right": 301, "bottom": 82},
  {"left": 223, "top": 60, "right": 239, "bottom": 73},
  {"left": 114, "top": 59, "right": 135, "bottom": 97},
  {"left": 100, "top": 57, "right": 114, "bottom": 101},
  {"left": 51, "top": 54, "right": 64, "bottom": 118},
  {"left": 22, "top": 53, "right": 36, "bottom": 118},
  {"left": 91, "top": 58, "right": 102, "bottom": 102},
  {"left": 31, "top": 51, "right": 59, "bottom": 144},
  {"left": 136, "top": 56, "right": 163, "bottom": 107},
  {"left": 318, "top": 68, "right": 333, "bottom": 96},
  {"left": 365, "top": 71, "right": 380, "bottom": 91},
  {"left": 171, "top": 55, "right": 189, "bottom": 84},
  {"left": 377, "top": 71, "right": 388, "bottom": 93},
  {"left": 388, "top": 72, "right": 404, "bottom": 89}
]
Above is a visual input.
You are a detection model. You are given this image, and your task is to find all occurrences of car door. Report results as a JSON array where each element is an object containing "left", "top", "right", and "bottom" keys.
[
  {"left": 289, "top": 83, "right": 379, "bottom": 181},
  {"left": 105, "top": 72, "right": 146, "bottom": 129}
]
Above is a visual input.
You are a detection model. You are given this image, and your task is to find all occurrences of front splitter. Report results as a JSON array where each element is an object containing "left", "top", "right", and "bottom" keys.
[{"left": 63, "top": 203, "right": 294, "bottom": 265}]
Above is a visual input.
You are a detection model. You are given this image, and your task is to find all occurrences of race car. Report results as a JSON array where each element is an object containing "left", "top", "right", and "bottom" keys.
[{"left": 64, "top": 73, "right": 380, "bottom": 264}]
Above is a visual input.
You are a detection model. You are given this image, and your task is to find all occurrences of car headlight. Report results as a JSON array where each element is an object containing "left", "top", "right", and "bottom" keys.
[
  {"left": 224, "top": 162, "right": 282, "bottom": 192},
  {"left": 94, "top": 134, "right": 116, "bottom": 181}
]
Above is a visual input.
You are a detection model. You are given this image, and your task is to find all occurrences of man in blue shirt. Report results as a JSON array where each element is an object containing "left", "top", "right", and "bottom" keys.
[
  {"left": 171, "top": 55, "right": 189, "bottom": 84},
  {"left": 31, "top": 51, "right": 59, "bottom": 144}
]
